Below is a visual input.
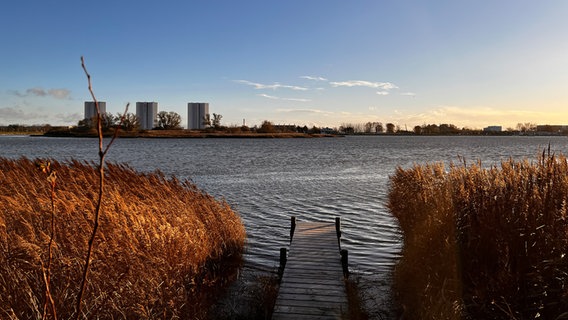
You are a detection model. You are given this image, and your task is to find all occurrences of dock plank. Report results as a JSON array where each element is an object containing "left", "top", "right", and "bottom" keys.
[{"left": 272, "top": 220, "right": 349, "bottom": 319}]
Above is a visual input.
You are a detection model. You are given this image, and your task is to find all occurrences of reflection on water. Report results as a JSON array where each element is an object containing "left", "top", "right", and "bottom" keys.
[{"left": 3, "top": 135, "right": 568, "bottom": 315}]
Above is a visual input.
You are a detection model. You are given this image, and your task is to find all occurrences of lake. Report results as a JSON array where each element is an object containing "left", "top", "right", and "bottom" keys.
[{"left": 3, "top": 135, "right": 568, "bottom": 314}]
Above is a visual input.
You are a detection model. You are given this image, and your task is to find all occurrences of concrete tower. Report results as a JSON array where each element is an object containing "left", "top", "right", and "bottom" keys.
[
  {"left": 187, "top": 102, "right": 209, "bottom": 130},
  {"left": 136, "top": 102, "right": 158, "bottom": 130},
  {"left": 84, "top": 101, "right": 106, "bottom": 120}
]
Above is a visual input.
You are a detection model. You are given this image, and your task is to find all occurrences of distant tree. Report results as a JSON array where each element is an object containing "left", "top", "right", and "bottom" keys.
[
  {"left": 212, "top": 113, "right": 223, "bottom": 129},
  {"left": 100, "top": 112, "right": 117, "bottom": 131},
  {"left": 414, "top": 125, "right": 422, "bottom": 135},
  {"left": 364, "top": 122, "right": 373, "bottom": 133},
  {"left": 339, "top": 125, "right": 354, "bottom": 134},
  {"left": 78, "top": 113, "right": 116, "bottom": 132},
  {"left": 309, "top": 126, "right": 321, "bottom": 134},
  {"left": 374, "top": 122, "right": 384, "bottom": 133},
  {"left": 386, "top": 123, "right": 396, "bottom": 134},
  {"left": 422, "top": 124, "right": 439, "bottom": 134},
  {"left": 439, "top": 123, "right": 459, "bottom": 134},
  {"left": 257, "top": 120, "right": 275, "bottom": 133},
  {"left": 516, "top": 122, "right": 536, "bottom": 133},
  {"left": 202, "top": 114, "right": 212, "bottom": 128},
  {"left": 157, "top": 111, "right": 182, "bottom": 130},
  {"left": 78, "top": 118, "right": 94, "bottom": 129},
  {"left": 119, "top": 112, "right": 140, "bottom": 132}
]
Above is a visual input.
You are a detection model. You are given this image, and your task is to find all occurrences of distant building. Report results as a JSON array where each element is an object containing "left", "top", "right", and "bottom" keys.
[
  {"left": 483, "top": 126, "right": 502, "bottom": 132},
  {"left": 187, "top": 103, "right": 209, "bottom": 130},
  {"left": 136, "top": 102, "right": 158, "bottom": 130},
  {"left": 84, "top": 101, "right": 106, "bottom": 120}
]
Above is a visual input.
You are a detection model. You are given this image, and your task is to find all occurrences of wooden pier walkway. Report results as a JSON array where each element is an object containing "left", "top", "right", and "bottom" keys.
[{"left": 272, "top": 218, "right": 349, "bottom": 319}]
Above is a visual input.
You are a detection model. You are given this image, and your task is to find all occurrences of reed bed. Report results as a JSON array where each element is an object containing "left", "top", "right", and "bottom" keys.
[
  {"left": 0, "top": 157, "right": 246, "bottom": 319},
  {"left": 388, "top": 152, "right": 568, "bottom": 319}
]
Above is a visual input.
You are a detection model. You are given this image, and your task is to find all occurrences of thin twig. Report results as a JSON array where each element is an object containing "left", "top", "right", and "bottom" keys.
[{"left": 75, "top": 56, "right": 127, "bottom": 320}]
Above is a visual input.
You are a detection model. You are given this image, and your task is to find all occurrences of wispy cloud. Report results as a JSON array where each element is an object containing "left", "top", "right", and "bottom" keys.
[
  {"left": 401, "top": 92, "right": 416, "bottom": 97},
  {"left": 329, "top": 80, "right": 398, "bottom": 90},
  {"left": 0, "top": 107, "right": 35, "bottom": 120},
  {"left": 300, "top": 76, "right": 328, "bottom": 81},
  {"left": 285, "top": 98, "right": 311, "bottom": 102},
  {"left": 276, "top": 108, "right": 332, "bottom": 115},
  {"left": 48, "top": 89, "right": 71, "bottom": 99},
  {"left": 257, "top": 93, "right": 311, "bottom": 102},
  {"left": 0, "top": 106, "right": 81, "bottom": 125},
  {"left": 376, "top": 91, "right": 389, "bottom": 95},
  {"left": 235, "top": 79, "right": 308, "bottom": 91},
  {"left": 257, "top": 93, "right": 279, "bottom": 100},
  {"left": 10, "top": 87, "right": 72, "bottom": 99}
]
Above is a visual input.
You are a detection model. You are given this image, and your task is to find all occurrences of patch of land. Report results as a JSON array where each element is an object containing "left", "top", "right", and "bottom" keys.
[{"left": 40, "top": 128, "right": 341, "bottom": 138}]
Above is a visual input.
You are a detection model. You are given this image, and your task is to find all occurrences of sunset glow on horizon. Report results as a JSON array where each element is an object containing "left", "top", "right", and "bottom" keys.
[{"left": 1, "top": 1, "right": 567, "bottom": 129}]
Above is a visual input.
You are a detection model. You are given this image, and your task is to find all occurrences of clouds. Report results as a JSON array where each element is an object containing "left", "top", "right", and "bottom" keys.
[
  {"left": 329, "top": 80, "right": 406, "bottom": 96},
  {"left": 329, "top": 80, "right": 398, "bottom": 90},
  {"left": 11, "top": 87, "right": 72, "bottom": 100},
  {"left": 257, "top": 94, "right": 311, "bottom": 102},
  {"left": 233, "top": 76, "right": 417, "bottom": 126},
  {"left": 300, "top": 76, "right": 328, "bottom": 81},
  {"left": 0, "top": 107, "right": 35, "bottom": 120},
  {"left": 0, "top": 106, "right": 81, "bottom": 125},
  {"left": 234, "top": 80, "right": 308, "bottom": 91},
  {"left": 276, "top": 108, "right": 332, "bottom": 115},
  {"left": 235, "top": 76, "right": 413, "bottom": 101}
]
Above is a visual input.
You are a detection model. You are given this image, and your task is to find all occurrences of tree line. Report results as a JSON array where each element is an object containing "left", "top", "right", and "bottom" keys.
[
  {"left": 0, "top": 124, "right": 53, "bottom": 133},
  {"left": 338, "top": 122, "right": 541, "bottom": 135},
  {"left": 4, "top": 117, "right": 549, "bottom": 136},
  {"left": 77, "top": 111, "right": 183, "bottom": 132}
]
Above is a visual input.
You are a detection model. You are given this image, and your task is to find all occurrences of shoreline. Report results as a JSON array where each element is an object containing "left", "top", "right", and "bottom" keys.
[{"left": 36, "top": 130, "right": 343, "bottom": 139}]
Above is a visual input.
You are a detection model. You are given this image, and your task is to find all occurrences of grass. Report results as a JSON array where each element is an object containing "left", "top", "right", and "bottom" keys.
[
  {"left": 0, "top": 157, "right": 246, "bottom": 319},
  {"left": 388, "top": 152, "right": 568, "bottom": 319}
]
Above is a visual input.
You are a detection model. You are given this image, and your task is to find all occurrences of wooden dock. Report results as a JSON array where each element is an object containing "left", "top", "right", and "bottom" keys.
[{"left": 272, "top": 217, "right": 349, "bottom": 319}]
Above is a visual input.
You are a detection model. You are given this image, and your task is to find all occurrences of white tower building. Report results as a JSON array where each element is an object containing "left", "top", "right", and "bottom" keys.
[
  {"left": 84, "top": 101, "right": 106, "bottom": 120},
  {"left": 187, "top": 102, "right": 209, "bottom": 130},
  {"left": 136, "top": 102, "right": 158, "bottom": 130}
]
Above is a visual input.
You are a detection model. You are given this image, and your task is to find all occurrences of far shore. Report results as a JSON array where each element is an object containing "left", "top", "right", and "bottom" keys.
[{"left": 35, "top": 129, "right": 342, "bottom": 139}]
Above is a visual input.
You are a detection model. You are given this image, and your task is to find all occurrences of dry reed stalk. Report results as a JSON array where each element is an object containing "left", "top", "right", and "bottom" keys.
[
  {"left": 388, "top": 153, "right": 568, "bottom": 319},
  {"left": 35, "top": 160, "right": 58, "bottom": 320},
  {"left": 0, "top": 157, "right": 246, "bottom": 318}
]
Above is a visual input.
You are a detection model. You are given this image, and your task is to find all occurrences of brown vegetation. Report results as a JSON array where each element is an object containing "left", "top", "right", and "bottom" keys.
[
  {"left": 0, "top": 157, "right": 246, "bottom": 319},
  {"left": 388, "top": 152, "right": 568, "bottom": 319},
  {"left": 43, "top": 128, "right": 336, "bottom": 139}
]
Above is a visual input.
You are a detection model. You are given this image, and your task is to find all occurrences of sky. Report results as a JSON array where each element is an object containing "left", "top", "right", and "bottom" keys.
[{"left": 1, "top": 1, "right": 567, "bottom": 129}]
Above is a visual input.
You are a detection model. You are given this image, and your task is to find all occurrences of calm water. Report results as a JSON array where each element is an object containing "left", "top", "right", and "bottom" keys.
[{"left": 3, "top": 135, "right": 568, "bottom": 313}]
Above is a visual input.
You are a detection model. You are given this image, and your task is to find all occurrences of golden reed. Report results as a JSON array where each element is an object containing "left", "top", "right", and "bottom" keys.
[
  {"left": 388, "top": 152, "right": 568, "bottom": 319},
  {"left": 0, "top": 157, "right": 246, "bottom": 319}
]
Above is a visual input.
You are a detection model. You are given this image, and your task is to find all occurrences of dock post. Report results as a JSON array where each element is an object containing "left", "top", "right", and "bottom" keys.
[
  {"left": 340, "top": 249, "right": 349, "bottom": 278},
  {"left": 278, "top": 247, "right": 287, "bottom": 281},
  {"left": 335, "top": 217, "right": 341, "bottom": 239},
  {"left": 335, "top": 217, "right": 341, "bottom": 248},
  {"left": 290, "top": 216, "right": 296, "bottom": 243}
]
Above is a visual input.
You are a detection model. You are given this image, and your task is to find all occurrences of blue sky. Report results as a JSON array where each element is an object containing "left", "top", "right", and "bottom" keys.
[{"left": 1, "top": 1, "right": 567, "bottom": 129}]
